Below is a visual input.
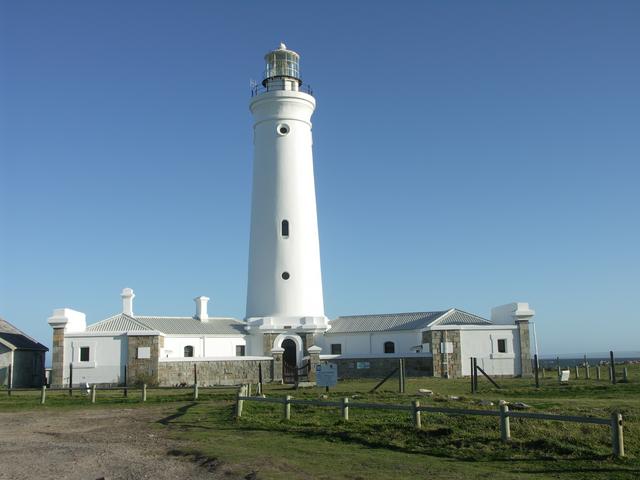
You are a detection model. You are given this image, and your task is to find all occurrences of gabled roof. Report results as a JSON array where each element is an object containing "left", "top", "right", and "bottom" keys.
[
  {"left": 86, "top": 314, "right": 247, "bottom": 335},
  {"left": 327, "top": 309, "right": 492, "bottom": 334},
  {"left": 430, "top": 309, "right": 493, "bottom": 327},
  {"left": 0, "top": 318, "right": 48, "bottom": 351}
]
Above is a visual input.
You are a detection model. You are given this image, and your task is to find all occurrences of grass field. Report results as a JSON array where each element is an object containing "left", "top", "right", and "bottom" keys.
[{"left": 1, "top": 366, "right": 639, "bottom": 479}]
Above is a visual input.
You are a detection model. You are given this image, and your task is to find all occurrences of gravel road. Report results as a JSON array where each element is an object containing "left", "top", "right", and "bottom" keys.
[{"left": 0, "top": 406, "right": 242, "bottom": 480}]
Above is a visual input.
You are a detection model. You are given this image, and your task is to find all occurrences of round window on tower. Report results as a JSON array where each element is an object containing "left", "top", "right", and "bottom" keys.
[
  {"left": 282, "top": 272, "right": 290, "bottom": 280},
  {"left": 276, "top": 124, "right": 290, "bottom": 136}
]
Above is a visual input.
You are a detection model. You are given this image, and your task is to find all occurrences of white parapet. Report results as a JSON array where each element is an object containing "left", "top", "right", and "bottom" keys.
[
  {"left": 491, "top": 302, "right": 535, "bottom": 324},
  {"left": 47, "top": 308, "right": 86, "bottom": 333}
]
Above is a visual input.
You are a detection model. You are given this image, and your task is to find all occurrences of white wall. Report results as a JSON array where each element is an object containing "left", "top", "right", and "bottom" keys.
[
  {"left": 459, "top": 328, "right": 519, "bottom": 376},
  {"left": 320, "top": 331, "right": 422, "bottom": 356},
  {"left": 246, "top": 90, "right": 325, "bottom": 320},
  {"left": 162, "top": 336, "right": 246, "bottom": 359},
  {"left": 63, "top": 334, "right": 127, "bottom": 385}
]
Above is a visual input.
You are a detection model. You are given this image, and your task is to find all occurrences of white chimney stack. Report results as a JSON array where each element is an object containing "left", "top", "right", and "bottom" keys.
[
  {"left": 194, "top": 296, "right": 209, "bottom": 322},
  {"left": 121, "top": 288, "right": 135, "bottom": 316}
]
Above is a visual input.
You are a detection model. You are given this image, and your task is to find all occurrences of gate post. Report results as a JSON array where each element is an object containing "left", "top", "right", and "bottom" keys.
[
  {"left": 271, "top": 348, "right": 284, "bottom": 384},
  {"left": 307, "top": 346, "right": 322, "bottom": 383}
]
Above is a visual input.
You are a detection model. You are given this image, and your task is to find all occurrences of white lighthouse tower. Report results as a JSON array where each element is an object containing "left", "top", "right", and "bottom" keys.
[{"left": 245, "top": 44, "right": 328, "bottom": 358}]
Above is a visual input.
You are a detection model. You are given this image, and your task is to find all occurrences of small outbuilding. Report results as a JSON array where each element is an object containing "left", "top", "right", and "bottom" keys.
[{"left": 0, "top": 317, "right": 48, "bottom": 388}]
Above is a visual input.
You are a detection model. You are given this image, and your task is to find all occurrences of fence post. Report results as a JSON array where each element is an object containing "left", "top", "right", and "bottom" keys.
[
  {"left": 585, "top": 364, "right": 590, "bottom": 379},
  {"left": 470, "top": 358, "right": 475, "bottom": 393},
  {"left": 499, "top": 402, "right": 511, "bottom": 442},
  {"left": 123, "top": 365, "right": 128, "bottom": 398},
  {"left": 596, "top": 366, "right": 601, "bottom": 380},
  {"left": 235, "top": 386, "right": 244, "bottom": 418},
  {"left": 193, "top": 382, "right": 199, "bottom": 400},
  {"left": 7, "top": 365, "right": 11, "bottom": 396},
  {"left": 610, "top": 351, "right": 616, "bottom": 384},
  {"left": 40, "top": 385, "right": 46, "bottom": 405},
  {"left": 341, "top": 397, "right": 349, "bottom": 421},
  {"left": 142, "top": 384, "right": 147, "bottom": 402},
  {"left": 623, "top": 368, "right": 628, "bottom": 383},
  {"left": 534, "top": 354, "right": 539, "bottom": 388},
  {"left": 541, "top": 367, "right": 546, "bottom": 379},
  {"left": 283, "top": 395, "right": 291, "bottom": 420},
  {"left": 611, "top": 412, "right": 624, "bottom": 457},
  {"left": 398, "top": 358, "right": 406, "bottom": 394},
  {"left": 574, "top": 365, "right": 579, "bottom": 379},
  {"left": 69, "top": 363, "right": 73, "bottom": 396},
  {"left": 412, "top": 400, "right": 422, "bottom": 429},
  {"left": 91, "top": 384, "right": 96, "bottom": 403}
]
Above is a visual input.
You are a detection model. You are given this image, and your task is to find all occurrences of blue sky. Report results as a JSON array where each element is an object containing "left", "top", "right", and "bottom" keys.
[{"left": 1, "top": 1, "right": 639, "bottom": 357}]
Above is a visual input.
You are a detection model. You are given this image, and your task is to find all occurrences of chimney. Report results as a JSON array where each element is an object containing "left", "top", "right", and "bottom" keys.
[
  {"left": 121, "top": 288, "right": 135, "bottom": 316},
  {"left": 194, "top": 296, "right": 209, "bottom": 322}
]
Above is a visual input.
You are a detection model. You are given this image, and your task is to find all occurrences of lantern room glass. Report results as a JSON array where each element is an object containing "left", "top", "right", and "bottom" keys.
[{"left": 264, "top": 50, "right": 300, "bottom": 81}]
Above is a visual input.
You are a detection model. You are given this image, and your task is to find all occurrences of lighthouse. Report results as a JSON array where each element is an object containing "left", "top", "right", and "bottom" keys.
[{"left": 245, "top": 44, "right": 328, "bottom": 358}]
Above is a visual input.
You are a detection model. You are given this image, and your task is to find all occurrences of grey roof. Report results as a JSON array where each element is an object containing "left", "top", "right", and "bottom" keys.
[
  {"left": 327, "top": 309, "right": 491, "bottom": 334},
  {"left": 328, "top": 311, "right": 447, "bottom": 333},
  {"left": 0, "top": 318, "right": 48, "bottom": 351},
  {"left": 436, "top": 310, "right": 492, "bottom": 326},
  {"left": 86, "top": 314, "right": 247, "bottom": 335}
]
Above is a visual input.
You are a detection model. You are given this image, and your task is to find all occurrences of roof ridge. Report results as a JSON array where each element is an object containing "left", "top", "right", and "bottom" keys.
[{"left": 336, "top": 310, "right": 447, "bottom": 319}]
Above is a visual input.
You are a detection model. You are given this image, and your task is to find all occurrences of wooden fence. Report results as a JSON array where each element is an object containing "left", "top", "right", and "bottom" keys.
[
  {"left": 5, "top": 383, "right": 238, "bottom": 404},
  {"left": 234, "top": 388, "right": 625, "bottom": 458}
]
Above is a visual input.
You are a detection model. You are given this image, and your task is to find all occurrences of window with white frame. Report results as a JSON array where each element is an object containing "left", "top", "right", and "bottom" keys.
[{"left": 80, "top": 346, "right": 90, "bottom": 362}]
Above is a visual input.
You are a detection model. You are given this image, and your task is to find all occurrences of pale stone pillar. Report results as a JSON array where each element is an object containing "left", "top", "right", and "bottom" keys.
[
  {"left": 271, "top": 347, "right": 284, "bottom": 383},
  {"left": 51, "top": 328, "right": 65, "bottom": 387},
  {"left": 307, "top": 345, "right": 322, "bottom": 382}
]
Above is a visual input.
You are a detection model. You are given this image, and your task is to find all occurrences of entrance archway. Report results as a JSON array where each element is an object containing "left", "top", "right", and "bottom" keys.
[{"left": 282, "top": 338, "right": 297, "bottom": 384}]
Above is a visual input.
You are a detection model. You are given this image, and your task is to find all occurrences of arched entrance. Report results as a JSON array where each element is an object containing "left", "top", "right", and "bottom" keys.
[{"left": 282, "top": 338, "right": 297, "bottom": 383}]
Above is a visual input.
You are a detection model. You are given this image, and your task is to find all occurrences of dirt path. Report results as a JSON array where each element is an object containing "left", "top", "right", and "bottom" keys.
[{"left": 0, "top": 405, "right": 242, "bottom": 480}]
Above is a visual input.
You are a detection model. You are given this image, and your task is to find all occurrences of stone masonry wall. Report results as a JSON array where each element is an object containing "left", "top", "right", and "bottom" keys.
[
  {"left": 158, "top": 359, "right": 274, "bottom": 386},
  {"left": 127, "top": 335, "right": 163, "bottom": 386},
  {"left": 329, "top": 357, "right": 432, "bottom": 380},
  {"left": 51, "top": 327, "right": 65, "bottom": 387},
  {"left": 516, "top": 320, "right": 532, "bottom": 377},
  {"left": 424, "top": 330, "right": 462, "bottom": 378}
]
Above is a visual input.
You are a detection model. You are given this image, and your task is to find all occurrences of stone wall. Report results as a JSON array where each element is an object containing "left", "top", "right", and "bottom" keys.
[
  {"left": 127, "top": 335, "right": 163, "bottom": 385},
  {"left": 516, "top": 320, "right": 532, "bottom": 377},
  {"left": 424, "top": 330, "right": 462, "bottom": 378},
  {"left": 158, "top": 359, "right": 274, "bottom": 386},
  {"left": 51, "top": 327, "right": 65, "bottom": 387},
  {"left": 328, "top": 357, "right": 432, "bottom": 380}
]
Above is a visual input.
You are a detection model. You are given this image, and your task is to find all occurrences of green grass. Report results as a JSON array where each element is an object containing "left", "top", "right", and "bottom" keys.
[{"left": 2, "top": 367, "right": 639, "bottom": 479}]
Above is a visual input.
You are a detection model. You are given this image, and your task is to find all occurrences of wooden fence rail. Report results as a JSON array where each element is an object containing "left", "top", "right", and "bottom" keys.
[{"left": 234, "top": 389, "right": 625, "bottom": 458}]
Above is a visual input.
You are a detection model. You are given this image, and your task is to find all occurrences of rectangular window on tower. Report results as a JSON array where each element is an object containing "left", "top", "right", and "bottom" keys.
[{"left": 281, "top": 220, "right": 289, "bottom": 238}]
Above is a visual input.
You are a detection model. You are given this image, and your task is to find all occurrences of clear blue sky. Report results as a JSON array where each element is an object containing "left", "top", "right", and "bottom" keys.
[{"left": 1, "top": 1, "right": 639, "bottom": 357}]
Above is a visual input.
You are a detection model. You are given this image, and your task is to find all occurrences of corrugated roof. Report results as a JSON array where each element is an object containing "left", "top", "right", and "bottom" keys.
[
  {"left": 86, "top": 314, "right": 152, "bottom": 332},
  {"left": 436, "top": 310, "right": 492, "bottom": 326},
  {"left": 86, "top": 314, "right": 247, "bottom": 335},
  {"left": 136, "top": 316, "right": 247, "bottom": 335},
  {"left": 327, "top": 309, "right": 492, "bottom": 333},
  {"left": 0, "top": 318, "right": 48, "bottom": 351},
  {"left": 328, "top": 311, "right": 447, "bottom": 333}
]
